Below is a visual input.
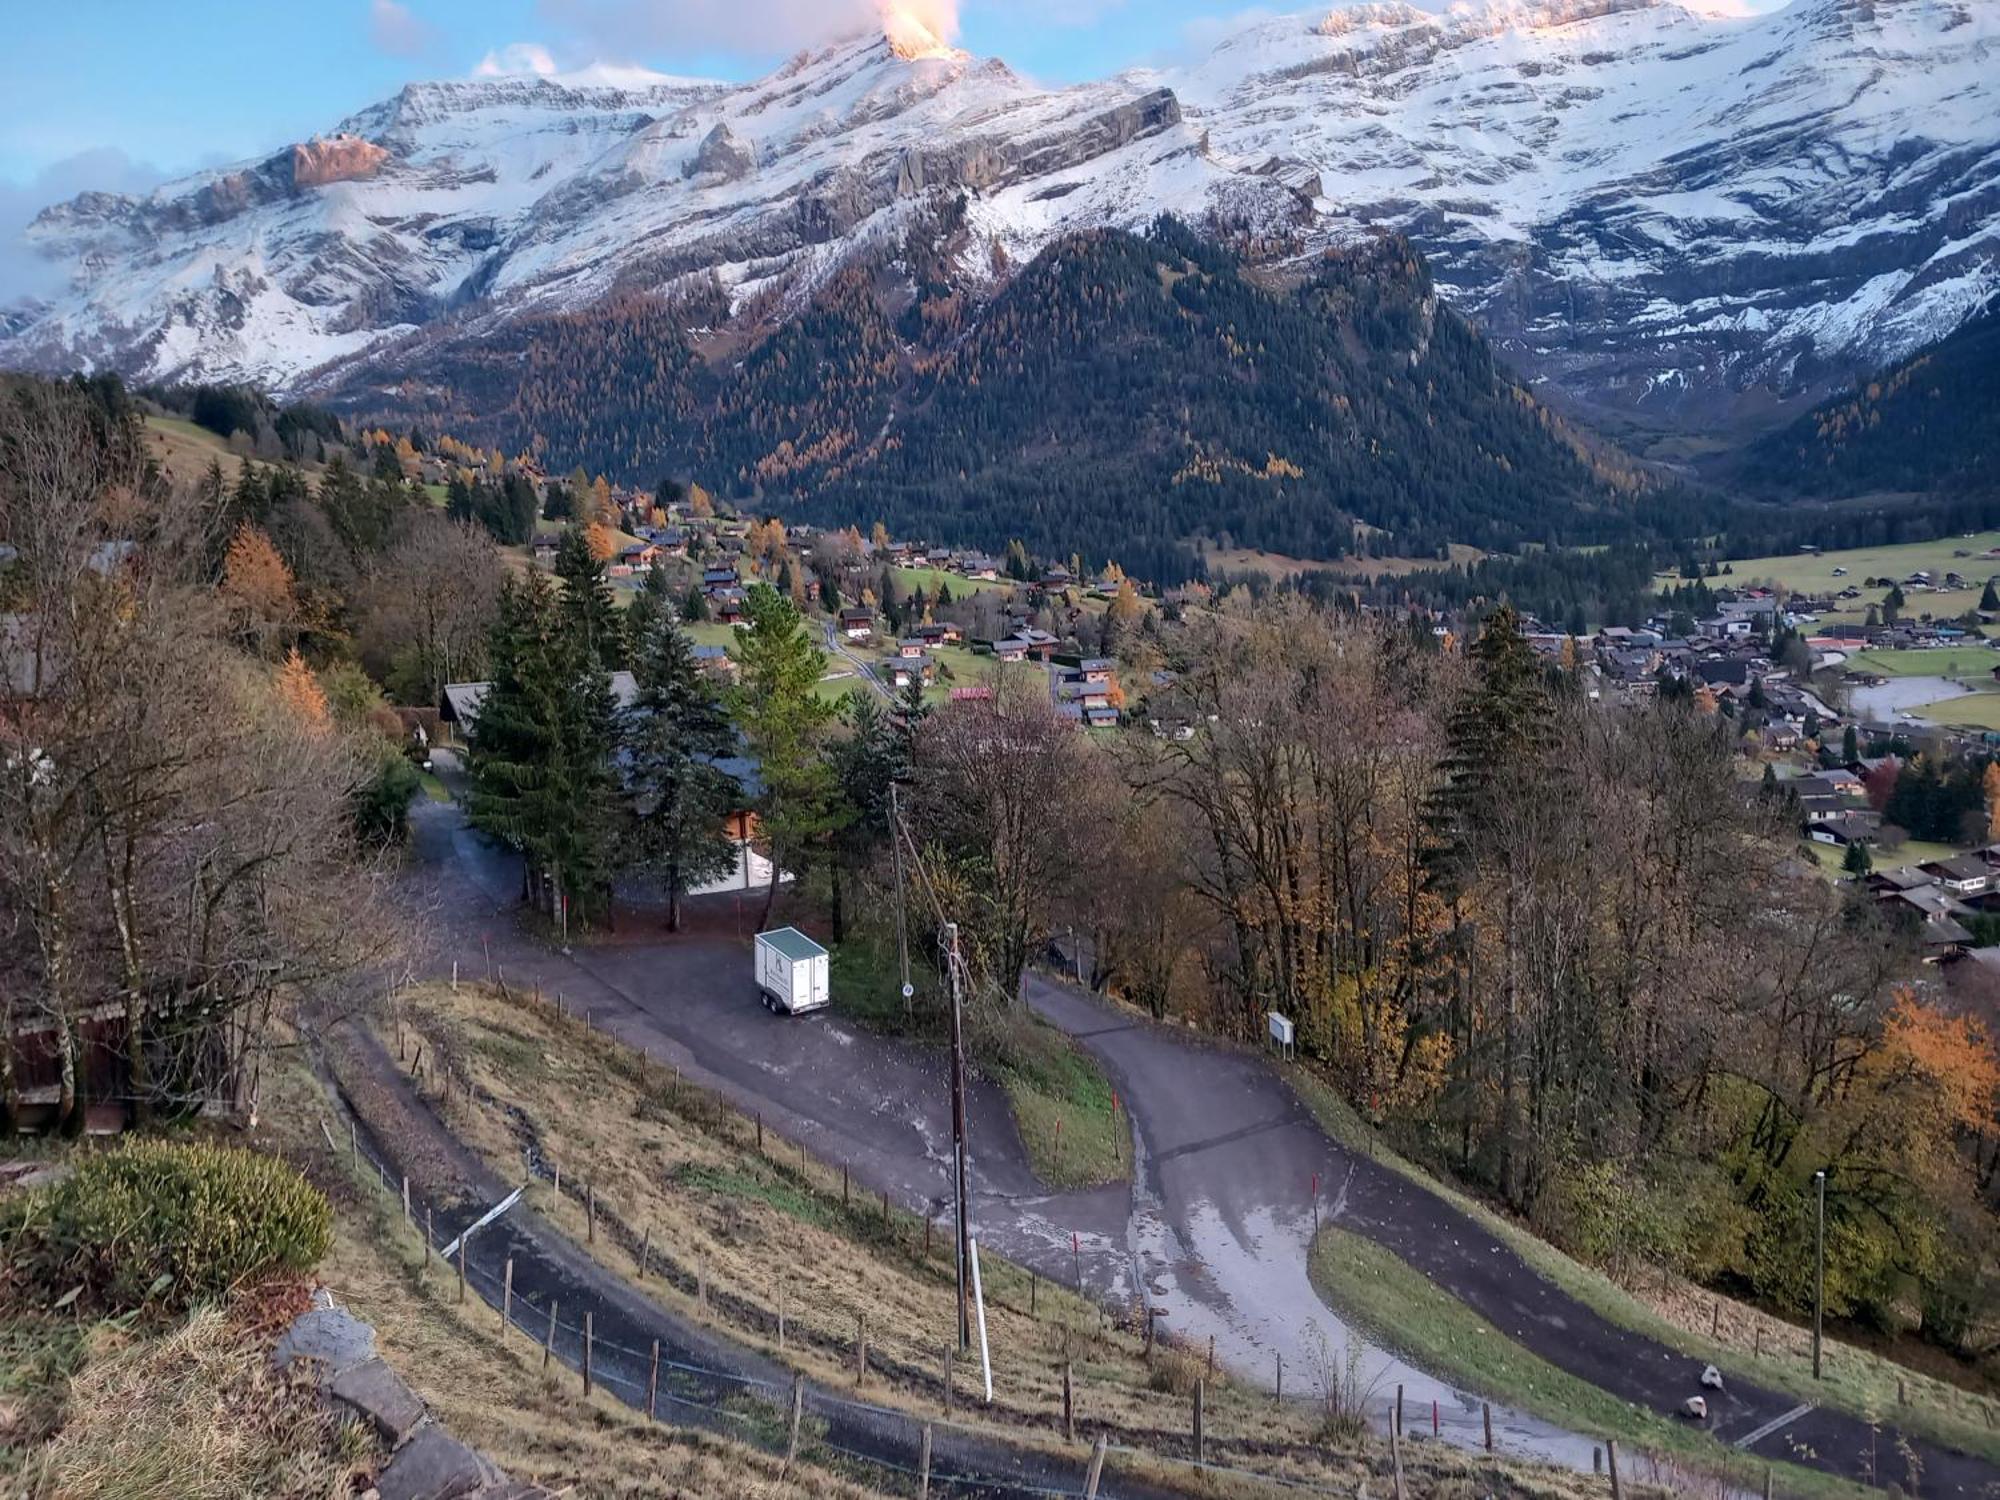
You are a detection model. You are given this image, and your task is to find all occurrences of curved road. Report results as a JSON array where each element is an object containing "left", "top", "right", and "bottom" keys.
[{"left": 406, "top": 789, "right": 2000, "bottom": 1493}]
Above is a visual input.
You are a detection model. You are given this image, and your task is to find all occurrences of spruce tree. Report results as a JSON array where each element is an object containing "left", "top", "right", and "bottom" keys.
[
  {"left": 1982, "top": 578, "right": 1999, "bottom": 613},
  {"left": 467, "top": 573, "right": 618, "bottom": 938},
  {"left": 624, "top": 601, "right": 737, "bottom": 931},
  {"left": 555, "top": 528, "right": 623, "bottom": 672},
  {"left": 732, "top": 584, "right": 838, "bottom": 931}
]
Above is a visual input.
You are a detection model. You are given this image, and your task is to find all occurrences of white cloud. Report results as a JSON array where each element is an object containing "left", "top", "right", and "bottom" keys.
[
  {"left": 531, "top": 0, "right": 954, "bottom": 62},
  {"left": 369, "top": 0, "right": 441, "bottom": 58},
  {"left": 0, "top": 148, "right": 169, "bottom": 307},
  {"left": 474, "top": 42, "right": 562, "bottom": 77}
]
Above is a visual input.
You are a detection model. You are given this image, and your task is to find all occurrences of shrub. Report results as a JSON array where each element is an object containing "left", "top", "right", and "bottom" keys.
[{"left": 0, "top": 1140, "right": 331, "bottom": 1314}]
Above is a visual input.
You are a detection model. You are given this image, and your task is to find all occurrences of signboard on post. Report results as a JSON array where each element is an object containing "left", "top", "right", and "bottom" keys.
[{"left": 1268, "top": 1011, "right": 1295, "bottom": 1061}]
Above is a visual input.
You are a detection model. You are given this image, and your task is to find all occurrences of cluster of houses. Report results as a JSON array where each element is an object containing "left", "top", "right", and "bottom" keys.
[{"left": 1863, "top": 852, "right": 2000, "bottom": 960}]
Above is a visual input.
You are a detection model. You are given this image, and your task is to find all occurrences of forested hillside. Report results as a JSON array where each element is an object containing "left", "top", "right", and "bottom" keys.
[
  {"left": 1739, "top": 304, "right": 1998, "bottom": 499},
  {"left": 388, "top": 219, "right": 1642, "bottom": 579}
]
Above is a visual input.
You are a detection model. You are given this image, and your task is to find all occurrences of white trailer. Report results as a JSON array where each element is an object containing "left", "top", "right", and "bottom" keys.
[{"left": 755, "top": 928, "right": 831, "bottom": 1016}]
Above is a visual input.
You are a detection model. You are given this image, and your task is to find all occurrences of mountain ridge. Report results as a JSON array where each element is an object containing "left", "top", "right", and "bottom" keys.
[{"left": 1, "top": 0, "right": 1995, "bottom": 440}]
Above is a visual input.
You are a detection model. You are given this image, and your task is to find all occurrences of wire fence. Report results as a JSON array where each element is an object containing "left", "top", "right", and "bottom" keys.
[
  {"left": 335, "top": 981, "right": 1745, "bottom": 1500},
  {"left": 327, "top": 1079, "right": 1531, "bottom": 1500}
]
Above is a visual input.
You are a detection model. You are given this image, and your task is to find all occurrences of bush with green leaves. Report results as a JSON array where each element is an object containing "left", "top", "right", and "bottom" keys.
[{"left": 0, "top": 1140, "right": 331, "bottom": 1314}]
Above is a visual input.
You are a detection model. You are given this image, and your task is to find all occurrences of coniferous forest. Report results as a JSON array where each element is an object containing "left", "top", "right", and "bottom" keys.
[{"left": 380, "top": 218, "right": 1652, "bottom": 579}]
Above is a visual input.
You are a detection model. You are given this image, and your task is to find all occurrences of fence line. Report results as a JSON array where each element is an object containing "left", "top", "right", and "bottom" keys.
[{"left": 338, "top": 1000, "right": 1693, "bottom": 1500}]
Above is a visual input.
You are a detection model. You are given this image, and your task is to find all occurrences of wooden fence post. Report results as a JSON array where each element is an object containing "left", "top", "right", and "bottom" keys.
[
  {"left": 1606, "top": 1439, "right": 1624, "bottom": 1500},
  {"left": 856, "top": 1314, "right": 868, "bottom": 1384},
  {"left": 424, "top": 1207, "right": 432, "bottom": 1267},
  {"left": 1030, "top": 1272, "right": 1037, "bottom": 1317},
  {"left": 457, "top": 1241, "right": 466, "bottom": 1303},
  {"left": 583, "top": 1312, "right": 593, "bottom": 1396},
  {"left": 1276, "top": 1351, "right": 1283, "bottom": 1404},
  {"left": 349, "top": 1119, "right": 357, "bottom": 1162},
  {"left": 587, "top": 1183, "right": 595, "bottom": 1244},
  {"left": 639, "top": 1225, "right": 651, "bottom": 1279},
  {"left": 1192, "top": 1379, "right": 1205, "bottom": 1465},
  {"left": 1712, "top": 1301, "right": 1722, "bottom": 1339},
  {"left": 778, "top": 1282, "right": 787, "bottom": 1350},
  {"left": 542, "top": 1301, "right": 558, "bottom": 1371},
  {"left": 919, "top": 1424, "right": 933, "bottom": 1499},
  {"left": 944, "top": 1346, "right": 954, "bottom": 1417},
  {"left": 1390, "top": 1415, "right": 1406, "bottom": 1500},
  {"left": 1206, "top": 1334, "right": 1215, "bottom": 1378},
  {"left": 756, "top": 1112, "right": 763, "bottom": 1151},
  {"left": 402, "top": 1176, "right": 410, "bottom": 1222},
  {"left": 698, "top": 1257, "right": 707, "bottom": 1310},
  {"left": 842, "top": 1162, "right": 849, "bottom": 1207},
  {"left": 784, "top": 1375, "right": 804, "bottom": 1473},
  {"left": 1483, "top": 1402, "right": 1494, "bottom": 1452},
  {"left": 1395, "top": 1383, "right": 1404, "bottom": 1436},
  {"left": 1063, "top": 1361, "right": 1075, "bottom": 1443},
  {"left": 1084, "top": 1434, "right": 1108, "bottom": 1499},
  {"left": 502, "top": 1258, "right": 513, "bottom": 1337},
  {"left": 648, "top": 1340, "right": 660, "bottom": 1421}
]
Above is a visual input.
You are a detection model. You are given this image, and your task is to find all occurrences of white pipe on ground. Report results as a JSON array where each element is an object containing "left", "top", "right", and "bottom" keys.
[{"left": 969, "top": 1236, "right": 993, "bottom": 1403}]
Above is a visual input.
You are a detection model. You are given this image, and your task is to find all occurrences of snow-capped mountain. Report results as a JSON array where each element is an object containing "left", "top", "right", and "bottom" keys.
[{"left": 3, "top": 0, "right": 1994, "bottom": 432}]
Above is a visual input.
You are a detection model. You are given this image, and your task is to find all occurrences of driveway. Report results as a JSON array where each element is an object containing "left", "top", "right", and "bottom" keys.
[
  {"left": 405, "top": 796, "right": 1133, "bottom": 1303},
  {"left": 1023, "top": 976, "right": 2000, "bottom": 1498},
  {"left": 405, "top": 794, "right": 2000, "bottom": 1490}
]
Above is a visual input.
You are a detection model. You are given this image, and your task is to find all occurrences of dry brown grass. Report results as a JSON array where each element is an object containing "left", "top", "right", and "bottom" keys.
[
  {"left": 15, "top": 1289, "right": 371, "bottom": 1500},
  {"left": 255, "top": 1043, "right": 887, "bottom": 1500},
  {"left": 371, "top": 981, "right": 1662, "bottom": 1500}
]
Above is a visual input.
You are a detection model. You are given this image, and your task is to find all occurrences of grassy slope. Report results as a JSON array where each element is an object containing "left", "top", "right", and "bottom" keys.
[
  {"left": 1727, "top": 532, "right": 2000, "bottom": 629},
  {"left": 1305, "top": 1229, "right": 1862, "bottom": 1500},
  {"left": 2, "top": 1298, "right": 373, "bottom": 1499},
  {"left": 831, "top": 935, "right": 1127, "bottom": 1189},
  {"left": 375, "top": 981, "right": 1632, "bottom": 1499},
  {"left": 1911, "top": 692, "right": 2000, "bottom": 731},
  {"left": 987, "top": 1015, "right": 1128, "bottom": 1191},
  {"left": 1845, "top": 647, "right": 2000, "bottom": 678},
  {"left": 250, "top": 1050, "right": 890, "bottom": 1500},
  {"left": 1288, "top": 1073, "right": 2000, "bottom": 1468},
  {"left": 891, "top": 566, "right": 1011, "bottom": 598}
]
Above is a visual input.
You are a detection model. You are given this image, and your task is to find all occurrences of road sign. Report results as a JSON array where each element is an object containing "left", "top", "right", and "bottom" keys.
[{"left": 902, "top": 983, "right": 915, "bottom": 999}]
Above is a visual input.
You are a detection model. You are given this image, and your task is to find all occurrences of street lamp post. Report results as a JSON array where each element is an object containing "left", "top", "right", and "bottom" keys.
[{"left": 1813, "top": 1168, "right": 1826, "bottom": 1381}]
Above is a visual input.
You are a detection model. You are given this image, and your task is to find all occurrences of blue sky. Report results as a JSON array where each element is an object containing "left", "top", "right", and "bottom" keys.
[
  {"left": 0, "top": 0, "right": 1790, "bottom": 216},
  {"left": 0, "top": 1, "right": 1263, "bottom": 187}
]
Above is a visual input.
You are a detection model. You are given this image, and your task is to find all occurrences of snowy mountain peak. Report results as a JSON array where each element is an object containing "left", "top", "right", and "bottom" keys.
[{"left": 2, "top": 0, "right": 1995, "bottom": 438}]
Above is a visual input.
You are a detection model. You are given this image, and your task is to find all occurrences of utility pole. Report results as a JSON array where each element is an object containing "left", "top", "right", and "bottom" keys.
[
  {"left": 890, "top": 784, "right": 913, "bottom": 1022},
  {"left": 1813, "top": 1168, "right": 1826, "bottom": 1380},
  {"left": 947, "top": 920, "right": 972, "bottom": 1350}
]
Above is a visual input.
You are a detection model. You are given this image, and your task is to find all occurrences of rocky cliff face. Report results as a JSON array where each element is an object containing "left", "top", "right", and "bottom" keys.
[
  {"left": 290, "top": 135, "right": 390, "bottom": 189},
  {"left": 2, "top": 0, "right": 1994, "bottom": 444}
]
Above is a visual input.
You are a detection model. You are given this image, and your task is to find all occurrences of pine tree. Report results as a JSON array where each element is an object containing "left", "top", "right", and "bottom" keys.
[
  {"left": 1982, "top": 578, "right": 1999, "bottom": 613},
  {"left": 682, "top": 585, "right": 710, "bottom": 623},
  {"left": 468, "top": 573, "right": 618, "bottom": 939},
  {"left": 1843, "top": 724, "right": 1860, "bottom": 764},
  {"left": 732, "top": 584, "right": 838, "bottom": 931},
  {"left": 1842, "top": 839, "right": 1873, "bottom": 876},
  {"left": 1425, "top": 603, "right": 1555, "bottom": 878},
  {"left": 624, "top": 603, "right": 737, "bottom": 931},
  {"left": 555, "top": 528, "right": 623, "bottom": 671}
]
